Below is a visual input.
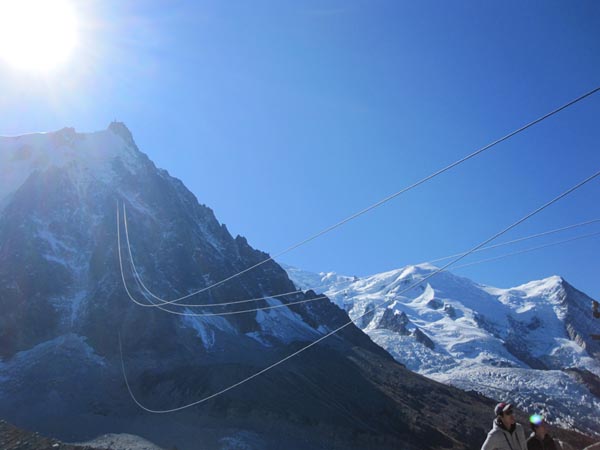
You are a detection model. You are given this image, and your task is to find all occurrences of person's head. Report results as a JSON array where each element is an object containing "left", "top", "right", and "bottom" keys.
[
  {"left": 495, "top": 402, "right": 515, "bottom": 428},
  {"left": 529, "top": 414, "right": 547, "bottom": 438}
]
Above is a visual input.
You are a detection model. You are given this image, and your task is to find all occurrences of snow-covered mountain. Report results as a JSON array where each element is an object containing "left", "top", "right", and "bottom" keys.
[
  {"left": 285, "top": 264, "right": 600, "bottom": 436},
  {"left": 0, "top": 124, "right": 535, "bottom": 450}
]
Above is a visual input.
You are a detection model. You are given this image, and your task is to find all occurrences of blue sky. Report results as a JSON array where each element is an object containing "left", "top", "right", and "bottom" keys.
[{"left": 2, "top": 1, "right": 600, "bottom": 297}]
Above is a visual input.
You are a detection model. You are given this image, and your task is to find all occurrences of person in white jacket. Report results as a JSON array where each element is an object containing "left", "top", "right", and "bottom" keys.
[{"left": 481, "top": 402, "right": 527, "bottom": 450}]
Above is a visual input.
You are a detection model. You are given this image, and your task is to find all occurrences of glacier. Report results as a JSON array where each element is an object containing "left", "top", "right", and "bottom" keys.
[{"left": 285, "top": 263, "right": 600, "bottom": 436}]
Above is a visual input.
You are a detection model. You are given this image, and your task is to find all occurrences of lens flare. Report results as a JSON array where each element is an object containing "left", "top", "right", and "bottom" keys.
[
  {"left": 0, "top": 0, "right": 79, "bottom": 71},
  {"left": 529, "top": 414, "right": 543, "bottom": 426}
]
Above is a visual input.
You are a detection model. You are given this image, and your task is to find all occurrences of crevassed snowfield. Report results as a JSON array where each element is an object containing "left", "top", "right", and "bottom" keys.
[{"left": 285, "top": 263, "right": 600, "bottom": 435}]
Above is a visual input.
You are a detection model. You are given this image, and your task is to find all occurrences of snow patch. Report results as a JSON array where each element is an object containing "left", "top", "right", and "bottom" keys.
[
  {"left": 253, "top": 297, "right": 318, "bottom": 344},
  {"left": 72, "top": 433, "right": 164, "bottom": 450},
  {"left": 181, "top": 312, "right": 236, "bottom": 350}
]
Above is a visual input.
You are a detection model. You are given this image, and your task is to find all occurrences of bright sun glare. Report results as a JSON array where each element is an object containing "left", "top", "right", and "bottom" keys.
[{"left": 0, "top": 0, "right": 78, "bottom": 72}]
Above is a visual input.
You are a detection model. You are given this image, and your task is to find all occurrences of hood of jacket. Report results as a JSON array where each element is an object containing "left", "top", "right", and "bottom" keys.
[{"left": 493, "top": 418, "right": 517, "bottom": 434}]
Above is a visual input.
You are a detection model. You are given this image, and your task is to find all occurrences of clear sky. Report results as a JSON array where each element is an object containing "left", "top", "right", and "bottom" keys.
[{"left": 1, "top": 1, "right": 600, "bottom": 298}]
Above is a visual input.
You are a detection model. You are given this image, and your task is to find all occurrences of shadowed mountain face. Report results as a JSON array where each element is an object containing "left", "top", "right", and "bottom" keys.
[{"left": 0, "top": 124, "right": 592, "bottom": 450}]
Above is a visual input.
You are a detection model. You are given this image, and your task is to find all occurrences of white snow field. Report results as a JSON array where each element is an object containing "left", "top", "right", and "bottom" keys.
[{"left": 285, "top": 263, "right": 600, "bottom": 436}]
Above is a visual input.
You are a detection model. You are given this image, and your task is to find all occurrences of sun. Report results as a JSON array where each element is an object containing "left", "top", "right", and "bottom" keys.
[{"left": 0, "top": 0, "right": 79, "bottom": 72}]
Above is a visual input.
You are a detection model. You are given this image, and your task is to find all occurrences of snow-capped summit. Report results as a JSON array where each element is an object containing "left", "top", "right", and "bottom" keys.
[
  {"left": 0, "top": 123, "right": 144, "bottom": 209},
  {"left": 285, "top": 264, "right": 600, "bottom": 436}
]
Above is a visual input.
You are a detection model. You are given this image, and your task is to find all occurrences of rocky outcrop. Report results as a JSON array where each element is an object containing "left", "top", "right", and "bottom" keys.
[
  {"left": 561, "top": 281, "right": 600, "bottom": 359},
  {"left": 0, "top": 419, "right": 110, "bottom": 450},
  {"left": 377, "top": 308, "right": 410, "bottom": 334},
  {"left": 413, "top": 328, "right": 435, "bottom": 349}
]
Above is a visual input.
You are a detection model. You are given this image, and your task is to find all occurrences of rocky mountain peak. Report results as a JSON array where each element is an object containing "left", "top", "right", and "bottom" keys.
[
  {"left": 2, "top": 125, "right": 501, "bottom": 450},
  {"left": 377, "top": 308, "right": 410, "bottom": 334},
  {"left": 107, "top": 121, "right": 137, "bottom": 149},
  {"left": 0, "top": 124, "right": 151, "bottom": 211}
]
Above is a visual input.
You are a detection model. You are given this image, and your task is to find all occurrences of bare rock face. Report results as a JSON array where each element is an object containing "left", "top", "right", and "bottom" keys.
[
  {"left": 377, "top": 308, "right": 411, "bottom": 334},
  {"left": 413, "top": 328, "right": 435, "bottom": 350},
  {"left": 560, "top": 282, "right": 600, "bottom": 360}
]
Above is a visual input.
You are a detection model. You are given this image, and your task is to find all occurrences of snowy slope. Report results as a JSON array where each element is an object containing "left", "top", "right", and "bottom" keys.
[{"left": 285, "top": 263, "right": 600, "bottom": 436}]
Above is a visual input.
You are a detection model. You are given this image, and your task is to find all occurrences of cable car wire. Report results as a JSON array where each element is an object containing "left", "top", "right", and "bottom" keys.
[
  {"left": 120, "top": 86, "right": 600, "bottom": 303},
  {"left": 119, "top": 167, "right": 600, "bottom": 413}
]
